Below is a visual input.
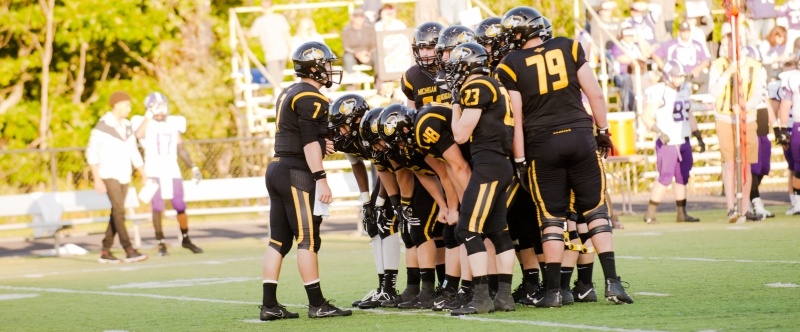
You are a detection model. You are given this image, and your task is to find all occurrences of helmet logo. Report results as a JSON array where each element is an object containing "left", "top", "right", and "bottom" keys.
[
  {"left": 302, "top": 47, "right": 325, "bottom": 60},
  {"left": 504, "top": 16, "right": 523, "bottom": 29},
  {"left": 340, "top": 98, "right": 356, "bottom": 115},
  {"left": 486, "top": 25, "right": 501, "bottom": 37},
  {"left": 370, "top": 119, "right": 379, "bottom": 134},
  {"left": 457, "top": 32, "right": 474, "bottom": 43},
  {"left": 383, "top": 115, "right": 397, "bottom": 136},
  {"left": 452, "top": 46, "right": 473, "bottom": 61}
]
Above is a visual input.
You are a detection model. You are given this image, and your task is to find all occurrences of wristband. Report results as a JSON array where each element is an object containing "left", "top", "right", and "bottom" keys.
[
  {"left": 597, "top": 125, "right": 609, "bottom": 131},
  {"left": 514, "top": 157, "right": 525, "bottom": 163},
  {"left": 312, "top": 171, "right": 327, "bottom": 181},
  {"left": 359, "top": 192, "right": 370, "bottom": 205},
  {"left": 375, "top": 196, "right": 386, "bottom": 207}
]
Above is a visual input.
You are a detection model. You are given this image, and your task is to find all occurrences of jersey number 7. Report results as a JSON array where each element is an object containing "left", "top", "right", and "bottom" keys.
[{"left": 525, "top": 49, "right": 569, "bottom": 95}]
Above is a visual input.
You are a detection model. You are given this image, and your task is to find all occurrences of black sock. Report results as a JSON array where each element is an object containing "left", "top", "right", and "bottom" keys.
[
  {"left": 443, "top": 275, "right": 460, "bottom": 292},
  {"left": 488, "top": 274, "right": 498, "bottom": 294},
  {"left": 407, "top": 267, "right": 421, "bottom": 287},
  {"left": 420, "top": 268, "right": 435, "bottom": 282},
  {"left": 377, "top": 273, "right": 384, "bottom": 290},
  {"left": 544, "top": 263, "right": 561, "bottom": 291},
  {"left": 180, "top": 228, "right": 188, "bottom": 237},
  {"left": 262, "top": 282, "right": 277, "bottom": 307},
  {"left": 523, "top": 268, "right": 540, "bottom": 287},
  {"left": 461, "top": 279, "right": 473, "bottom": 291},
  {"left": 435, "top": 263, "right": 446, "bottom": 286},
  {"left": 750, "top": 173, "right": 762, "bottom": 199},
  {"left": 793, "top": 188, "right": 800, "bottom": 196},
  {"left": 473, "top": 275, "right": 488, "bottom": 285},
  {"left": 304, "top": 281, "right": 325, "bottom": 307},
  {"left": 498, "top": 274, "right": 513, "bottom": 284},
  {"left": 560, "top": 266, "right": 574, "bottom": 290},
  {"left": 576, "top": 262, "right": 594, "bottom": 285},
  {"left": 152, "top": 211, "right": 164, "bottom": 240},
  {"left": 383, "top": 269, "right": 398, "bottom": 291},
  {"left": 598, "top": 252, "right": 617, "bottom": 280}
]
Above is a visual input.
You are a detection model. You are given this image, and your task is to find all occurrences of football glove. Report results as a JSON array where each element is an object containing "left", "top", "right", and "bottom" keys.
[
  {"left": 595, "top": 127, "right": 614, "bottom": 158},
  {"left": 774, "top": 127, "right": 790, "bottom": 148},
  {"left": 692, "top": 130, "right": 705, "bottom": 153},
  {"left": 361, "top": 203, "right": 374, "bottom": 231},
  {"left": 400, "top": 204, "right": 420, "bottom": 227},
  {"left": 514, "top": 160, "right": 531, "bottom": 194}
]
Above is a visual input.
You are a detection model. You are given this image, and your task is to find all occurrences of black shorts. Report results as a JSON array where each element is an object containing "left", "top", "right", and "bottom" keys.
[
  {"left": 265, "top": 157, "right": 322, "bottom": 253},
  {"left": 410, "top": 177, "right": 442, "bottom": 245},
  {"left": 527, "top": 128, "right": 607, "bottom": 225},
  {"left": 507, "top": 183, "right": 541, "bottom": 250},
  {"left": 457, "top": 152, "right": 513, "bottom": 234}
]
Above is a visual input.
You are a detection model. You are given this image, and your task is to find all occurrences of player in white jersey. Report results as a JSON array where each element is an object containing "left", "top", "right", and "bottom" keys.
[
  {"left": 776, "top": 55, "right": 800, "bottom": 215},
  {"left": 642, "top": 61, "right": 705, "bottom": 223},
  {"left": 771, "top": 60, "right": 798, "bottom": 213},
  {"left": 134, "top": 92, "right": 204, "bottom": 256}
]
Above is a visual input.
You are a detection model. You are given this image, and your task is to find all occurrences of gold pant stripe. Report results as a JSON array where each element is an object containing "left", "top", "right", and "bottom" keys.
[
  {"left": 423, "top": 202, "right": 438, "bottom": 239},
  {"left": 290, "top": 187, "right": 307, "bottom": 245},
  {"left": 477, "top": 181, "right": 499, "bottom": 232},
  {"left": 468, "top": 183, "right": 488, "bottom": 232},
  {"left": 269, "top": 238, "right": 282, "bottom": 247},
  {"left": 304, "top": 190, "right": 314, "bottom": 251},
  {"left": 529, "top": 160, "right": 556, "bottom": 223},
  {"left": 582, "top": 151, "right": 607, "bottom": 217},
  {"left": 506, "top": 181, "right": 519, "bottom": 208}
]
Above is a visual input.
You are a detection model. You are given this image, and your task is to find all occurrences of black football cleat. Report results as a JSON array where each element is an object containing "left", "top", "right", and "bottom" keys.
[
  {"left": 572, "top": 280, "right": 597, "bottom": 302},
  {"left": 259, "top": 304, "right": 299, "bottom": 321},
  {"left": 308, "top": 300, "right": 352, "bottom": 318},
  {"left": 605, "top": 277, "right": 634, "bottom": 304}
]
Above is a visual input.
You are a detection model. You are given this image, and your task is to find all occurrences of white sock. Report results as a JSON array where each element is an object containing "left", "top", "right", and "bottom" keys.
[
  {"left": 371, "top": 235, "right": 384, "bottom": 274},
  {"left": 382, "top": 233, "right": 401, "bottom": 270}
]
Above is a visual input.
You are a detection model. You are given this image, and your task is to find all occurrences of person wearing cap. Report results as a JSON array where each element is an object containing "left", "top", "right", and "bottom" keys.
[
  {"left": 86, "top": 91, "right": 149, "bottom": 263},
  {"left": 342, "top": 9, "right": 377, "bottom": 74},
  {"left": 652, "top": 21, "right": 710, "bottom": 86},
  {"left": 611, "top": 22, "right": 652, "bottom": 112},
  {"left": 709, "top": 30, "right": 768, "bottom": 222},
  {"left": 624, "top": 1, "right": 660, "bottom": 46}
]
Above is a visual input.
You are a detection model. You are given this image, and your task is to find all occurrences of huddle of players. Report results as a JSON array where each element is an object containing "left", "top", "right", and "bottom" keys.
[{"left": 330, "top": 6, "right": 634, "bottom": 316}]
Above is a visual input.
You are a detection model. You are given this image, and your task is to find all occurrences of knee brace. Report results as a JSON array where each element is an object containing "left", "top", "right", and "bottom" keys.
[
  {"left": 458, "top": 230, "right": 486, "bottom": 255},
  {"left": 486, "top": 230, "right": 514, "bottom": 254},
  {"left": 541, "top": 232, "right": 564, "bottom": 244},
  {"left": 566, "top": 212, "right": 579, "bottom": 222},
  {"left": 268, "top": 236, "right": 293, "bottom": 257},
  {"left": 442, "top": 226, "right": 460, "bottom": 249},
  {"left": 582, "top": 204, "right": 610, "bottom": 224},
  {"left": 540, "top": 218, "right": 565, "bottom": 230},
  {"left": 586, "top": 223, "right": 613, "bottom": 239}
]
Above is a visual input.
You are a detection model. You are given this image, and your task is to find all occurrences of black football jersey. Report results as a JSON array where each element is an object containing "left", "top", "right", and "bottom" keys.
[
  {"left": 495, "top": 37, "right": 593, "bottom": 140},
  {"left": 414, "top": 104, "right": 471, "bottom": 161},
  {"left": 457, "top": 76, "right": 513, "bottom": 158},
  {"left": 335, "top": 137, "right": 369, "bottom": 160},
  {"left": 274, "top": 82, "right": 329, "bottom": 158},
  {"left": 388, "top": 147, "right": 436, "bottom": 176},
  {"left": 401, "top": 64, "right": 452, "bottom": 110}
]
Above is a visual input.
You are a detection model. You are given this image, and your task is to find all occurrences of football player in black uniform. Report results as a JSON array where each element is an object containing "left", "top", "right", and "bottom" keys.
[
  {"left": 378, "top": 104, "right": 460, "bottom": 309},
  {"left": 260, "top": 41, "right": 351, "bottom": 320},
  {"left": 495, "top": 7, "right": 633, "bottom": 307},
  {"left": 445, "top": 42, "right": 516, "bottom": 315},
  {"left": 328, "top": 95, "right": 402, "bottom": 310},
  {"left": 402, "top": 22, "right": 449, "bottom": 109},
  {"left": 476, "top": 15, "right": 544, "bottom": 305}
]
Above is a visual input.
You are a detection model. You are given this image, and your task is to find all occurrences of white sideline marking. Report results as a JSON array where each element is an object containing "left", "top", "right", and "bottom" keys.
[
  {"left": 0, "top": 294, "right": 39, "bottom": 300},
  {"left": 103, "top": 330, "right": 129, "bottom": 332},
  {"left": 109, "top": 277, "right": 256, "bottom": 289},
  {"left": 617, "top": 256, "right": 800, "bottom": 264},
  {"left": 726, "top": 226, "right": 751, "bottom": 230},
  {"left": 0, "top": 256, "right": 261, "bottom": 280},
  {"left": 765, "top": 283, "right": 800, "bottom": 288},
  {"left": 634, "top": 292, "right": 670, "bottom": 297},
  {"left": 618, "top": 232, "right": 662, "bottom": 237},
  {"left": 0, "top": 285, "right": 663, "bottom": 331}
]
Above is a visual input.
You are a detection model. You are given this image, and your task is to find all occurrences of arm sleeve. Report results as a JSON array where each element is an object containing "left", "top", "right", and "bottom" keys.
[
  {"left": 572, "top": 39, "right": 588, "bottom": 70},
  {"left": 294, "top": 94, "right": 330, "bottom": 147}
]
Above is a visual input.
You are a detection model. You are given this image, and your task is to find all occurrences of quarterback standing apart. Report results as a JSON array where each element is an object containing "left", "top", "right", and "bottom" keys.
[{"left": 259, "top": 41, "right": 351, "bottom": 321}]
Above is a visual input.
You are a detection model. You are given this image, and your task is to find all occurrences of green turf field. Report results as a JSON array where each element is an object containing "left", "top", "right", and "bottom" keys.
[{"left": 1, "top": 209, "right": 799, "bottom": 331}]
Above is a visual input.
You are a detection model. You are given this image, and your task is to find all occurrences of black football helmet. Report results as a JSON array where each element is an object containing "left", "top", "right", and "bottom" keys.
[
  {"left": 435, "top": 25, "right": 476, "bottom": 67},
  {"left": 329, "top": 94, "right": 370, "bottom": 151},
  {"left": 413, "top": 22, "right": 445, "bottom": 70},
  {"left": 475, "top": 17, "right": 503, "bottom": 67},
  {"left": 541, "top": 17, "right": 553, "bottom": 41},
  {"left": 378, "top": 104, "right": 416, "bottom": 147},
  {"left": 445, "top": 42, "right": 491, "bottom": 93},
  {"left": 501, "top": 7, "right": 545, "bottom": 51},
  {"left": 360, "top": 107, "right": 390, "bottom": 160},
  {"left": 292, "top": 41, "right": 342, "bottom": 88}
]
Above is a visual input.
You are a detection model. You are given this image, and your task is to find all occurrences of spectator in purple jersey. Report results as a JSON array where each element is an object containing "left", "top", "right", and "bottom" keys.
[
  {"left": 611, "top": 22, "right": 652, "bottom": 112},
  {"left": 652, "top": 21, "right": 710, "bottom": 80},
  {"left": 624, "top": 2, "right": 660, "bottom": 47},
  {"left": 747, "top": 0, "right": 778, "bottom": 43},
  {"left": 778, "top": 0, "right": 800, "bottom": 50}
]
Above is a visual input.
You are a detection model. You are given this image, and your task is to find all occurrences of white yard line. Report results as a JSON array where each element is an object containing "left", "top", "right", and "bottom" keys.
[
  {"left": 0, "top": 285, "right": 665, "bottom": 331},
  {"left": 617, "top": 256, "right": 800, "bottom": 264}
]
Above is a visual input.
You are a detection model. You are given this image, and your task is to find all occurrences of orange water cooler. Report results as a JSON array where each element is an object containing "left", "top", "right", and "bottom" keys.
[{"left": 607, "top": 112, "right": 636, "bottom": 156}]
